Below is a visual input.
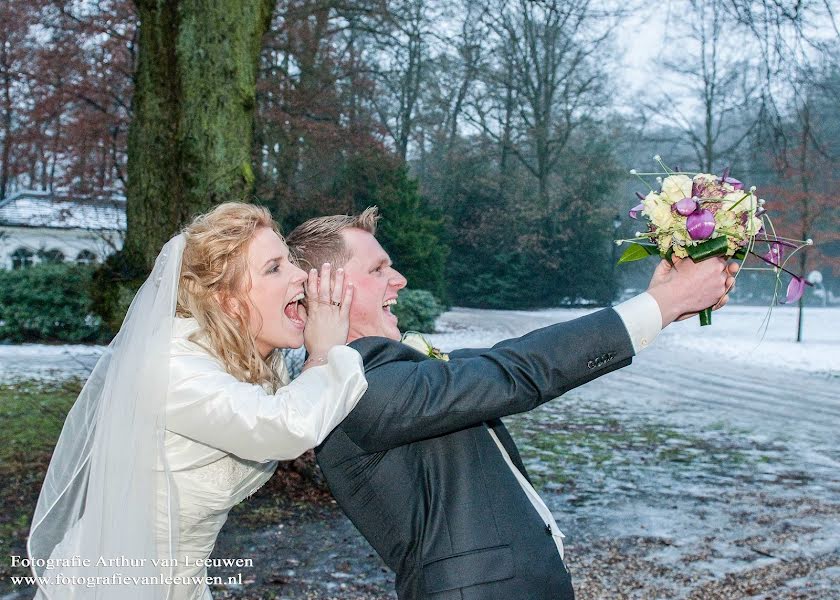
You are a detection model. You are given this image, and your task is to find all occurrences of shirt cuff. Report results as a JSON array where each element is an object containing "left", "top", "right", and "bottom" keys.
[{"left": 613, "top": 292, "right": 662, "bottom": 354}]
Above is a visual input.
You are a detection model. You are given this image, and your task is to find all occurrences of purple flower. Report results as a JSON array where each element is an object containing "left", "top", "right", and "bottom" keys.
[
  {"left": 674, "top": 197, "right": 699, "bottom": 216},
  {"left": 762, "top": 243, "right": 784, "bottom": 267},
  {"left": 719, "top": 166, "right": 744, "bottom": 190},
  {"left": 629, "top": 203, "right": 644, "bottom": 219},
  {"left": 723, "top": 177, "right": 744, "bottom": 190},
  {"left": 781, "top": 277, "right": 806, "bottom": 304},
  {"left": 686, "top": 209, "right": 716, "bottom": 240}
]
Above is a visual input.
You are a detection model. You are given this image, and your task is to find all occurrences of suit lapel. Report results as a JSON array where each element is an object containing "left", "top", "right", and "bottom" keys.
[
  {"left": 487, "top": 419, "right": 533, "bottom": 486},
  {"left": 349, "top": 336, "right": 427, "bottom": 372}
]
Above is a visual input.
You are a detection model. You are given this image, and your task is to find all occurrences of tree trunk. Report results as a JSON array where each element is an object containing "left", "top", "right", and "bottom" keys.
[
  {"left": 0, "top": 68, "right": 11, "bottom": 202},
  {"left": 795, "top": 101, "right": 811, "bottom": 343},
  {"left": 1, "top": 39, "right": 12, "bottom": 202},
  {"left": 126, "top": 0, "right": 274, "bottom": 269},
  {"left": 498, "top": 75, "right": 514, "bottom": 202}
]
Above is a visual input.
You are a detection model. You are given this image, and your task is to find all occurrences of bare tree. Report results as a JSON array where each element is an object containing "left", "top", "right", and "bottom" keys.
[
  {"left": 468, "top": 0, "right": 619, "bottom": 208},
  {"left": 254, "top": 0, "right": 389, "bottom": 217},
  {"left": 721, "top": 0, "right": 839, "bottom": 161},
  {"left": 365, "top": 0, "right": 443, "bottom": 160},
  {"left": 642, "top": 0, "right": 761, "bottom": 171},
  {"left": 419, "top": 0, "right": 487, "bottom": 153},
  {"left": 0, "top": 0, "right": 34, "bottom": 201}
]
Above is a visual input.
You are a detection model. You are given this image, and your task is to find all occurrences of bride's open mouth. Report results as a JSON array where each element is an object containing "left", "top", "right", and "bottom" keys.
[{"left": 284, "top": 292, "right": 305, "bottom": 328}]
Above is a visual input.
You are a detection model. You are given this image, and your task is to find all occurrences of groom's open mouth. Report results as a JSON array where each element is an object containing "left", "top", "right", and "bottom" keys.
[
  {"left": 382, "top": 297, "right": 398, "bottom": 322},
  {"left": 284, "top": 292, "right": 305, "bottom": 328}
]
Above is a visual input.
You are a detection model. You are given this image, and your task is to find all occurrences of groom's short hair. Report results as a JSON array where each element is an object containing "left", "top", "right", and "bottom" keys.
[{"left": 286, "top": 206, "right": 380, "bottom": 271}]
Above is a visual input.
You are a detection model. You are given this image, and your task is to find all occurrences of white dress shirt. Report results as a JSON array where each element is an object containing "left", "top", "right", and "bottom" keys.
[{"left": 488, "top": 292, "right": 663, "bottom": 560}]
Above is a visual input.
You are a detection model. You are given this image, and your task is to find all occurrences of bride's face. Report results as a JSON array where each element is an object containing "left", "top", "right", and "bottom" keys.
[{"left": 242, "top": 227, "right": 308, "bottom": 358}]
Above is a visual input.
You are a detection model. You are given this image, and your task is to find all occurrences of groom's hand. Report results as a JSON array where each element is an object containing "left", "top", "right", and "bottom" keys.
[{"left": 646, "top": 257, "right": 738, "bottom": 327}]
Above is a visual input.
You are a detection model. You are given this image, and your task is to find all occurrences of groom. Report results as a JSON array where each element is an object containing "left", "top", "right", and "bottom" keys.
[{"left": 286, "top": 208, "right": 735, "bottom": 600}]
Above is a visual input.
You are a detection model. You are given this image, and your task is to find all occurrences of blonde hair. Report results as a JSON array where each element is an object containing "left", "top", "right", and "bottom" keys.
[
  {"left": 177, "top": 202, "right": 283, "bottom": 388},
  {"left": 286, "top": 206, "right": 380, "bottom": 271}
]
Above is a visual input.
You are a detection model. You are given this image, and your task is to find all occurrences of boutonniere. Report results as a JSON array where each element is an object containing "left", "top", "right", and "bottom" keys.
[{"left": 400, "top": 331, "right": 449, "bottom": 361}]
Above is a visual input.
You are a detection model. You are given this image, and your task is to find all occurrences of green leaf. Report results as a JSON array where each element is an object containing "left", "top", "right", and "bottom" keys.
[
  {"left": 617, "top": 243, "right": 659, "bottom": 265},
  {"left": 686, "top": 236, "right": 730, "bottom": 261}
]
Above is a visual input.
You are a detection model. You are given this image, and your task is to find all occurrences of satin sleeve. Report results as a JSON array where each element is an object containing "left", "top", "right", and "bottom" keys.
[{"left": 165, "top": 344, "right": 367, "bottom": 462}]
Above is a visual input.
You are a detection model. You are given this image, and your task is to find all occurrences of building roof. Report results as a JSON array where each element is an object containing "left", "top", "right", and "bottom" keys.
[{"left": 0, "top": 190, "right": 126, "bottom": 231}]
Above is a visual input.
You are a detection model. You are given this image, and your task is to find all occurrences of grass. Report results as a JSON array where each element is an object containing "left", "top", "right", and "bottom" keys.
[
  {"left": 0, "top": 379, "right": 80, "bottom": 585},
  {"left": 505, "top": 398, "right": 754, "bottom": 493}
]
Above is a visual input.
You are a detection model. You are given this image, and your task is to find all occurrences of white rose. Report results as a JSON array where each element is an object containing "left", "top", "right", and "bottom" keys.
[
  {"left": 648, "top": 203, "right": 674, "bottom": 229},
  {"left": 660, "top": 175, "right": 693, "bottom": 203},
  {"left": 401, "top": 332, "right": 431, "bottom": 355},
  {"left": 642, "top": 192, "right": 674, "bottom": 229},
  {"left": 642, "top": 191, "right": 663, "bottom": 209},
  {"left": 721, "top": 191, "right": 752, "bottom": 213},
  {"left": 401, "top": 332, "right": 449, "bottom": 360}
]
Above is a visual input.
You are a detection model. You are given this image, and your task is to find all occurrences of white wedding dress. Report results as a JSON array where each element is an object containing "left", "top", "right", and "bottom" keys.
[
  {"left": 154, "top": 317, "right": 366, "bottom": 600},
  {"left": 29, "top": 235, "right": 363, "bottom": 600}
]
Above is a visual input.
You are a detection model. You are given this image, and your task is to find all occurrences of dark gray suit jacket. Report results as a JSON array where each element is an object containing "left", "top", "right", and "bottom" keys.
[{"left": 315, "top": 308, "right": 635, "bottom": 599}]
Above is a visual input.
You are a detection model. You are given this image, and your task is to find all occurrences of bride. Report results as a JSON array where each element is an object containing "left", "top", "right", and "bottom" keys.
[{"left": 27, "top": 202, "right": 367, "bottom": 599}]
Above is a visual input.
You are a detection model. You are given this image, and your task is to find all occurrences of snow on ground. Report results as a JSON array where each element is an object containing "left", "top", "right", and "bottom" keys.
[
  {"left": 657, "top": 305, "right": 839, "bottom": 377},
  {"left": 430, "top": 304, "right": 839, "bottom": 376},
  {"left": 0, "top": 343, "right": 103, "bottom": 382}
]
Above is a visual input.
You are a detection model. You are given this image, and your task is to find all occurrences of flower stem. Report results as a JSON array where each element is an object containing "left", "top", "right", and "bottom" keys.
[
  {"left": 753, "top": 237, "right": 799, "bottom": 249},
  {"left": 748, "top": 251, "right": 814, "bottom": 285}
]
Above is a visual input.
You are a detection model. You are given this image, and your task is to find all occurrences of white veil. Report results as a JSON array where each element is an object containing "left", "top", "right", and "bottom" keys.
[{"left": 28, "top": 234, "right": 185, "bottom": 599}]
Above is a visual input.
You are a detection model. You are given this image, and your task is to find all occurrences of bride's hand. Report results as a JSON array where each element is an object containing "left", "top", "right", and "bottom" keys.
[{"left": 301, "top": 263, "right": 353, "bottom": 367}]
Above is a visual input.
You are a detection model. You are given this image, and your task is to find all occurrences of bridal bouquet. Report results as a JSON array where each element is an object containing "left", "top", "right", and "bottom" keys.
[{"left": 616, "top": 156, "right": 813, "bottom": 326}]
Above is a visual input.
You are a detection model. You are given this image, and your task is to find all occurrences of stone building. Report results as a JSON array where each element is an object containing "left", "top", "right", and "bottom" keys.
[{"left": 0, "top": 190, "right": 125, "bottom": 270}]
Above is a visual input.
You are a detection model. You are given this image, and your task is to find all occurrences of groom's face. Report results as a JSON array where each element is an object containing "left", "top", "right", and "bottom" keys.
[{"left": 340, "top": 228, "right": 407, "bottom": 342}]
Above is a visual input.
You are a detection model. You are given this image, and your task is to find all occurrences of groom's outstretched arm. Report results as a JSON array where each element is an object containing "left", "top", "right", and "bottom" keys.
[
  {"left": 449, "top": 293, "right": 662, "bottom": 360},
  {"left": 341, "top": 307, "right": 635, "bottom": 453}
]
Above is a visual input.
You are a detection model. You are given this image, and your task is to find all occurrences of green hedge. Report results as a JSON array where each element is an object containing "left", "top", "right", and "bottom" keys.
[
  {"left": 0, "top": 263, "right": 105, "bottom": 343},
  {"left": 392, "top": 289, "right": 445, "bottom": 333}
]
